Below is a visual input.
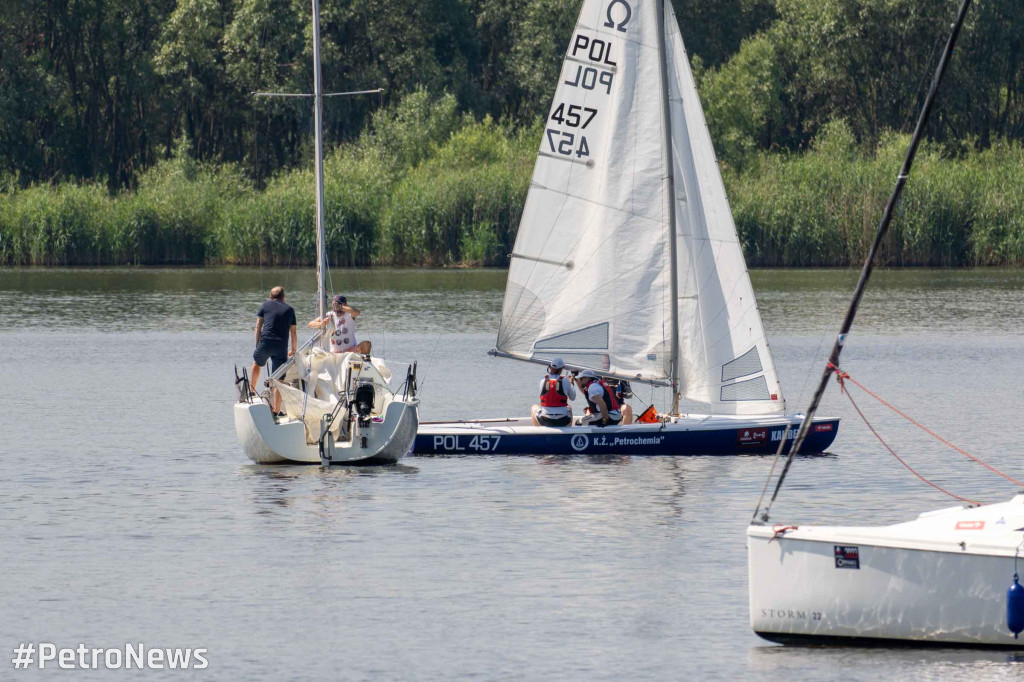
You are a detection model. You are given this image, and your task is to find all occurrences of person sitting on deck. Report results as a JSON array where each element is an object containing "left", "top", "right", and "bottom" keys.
[
  {"left": 609, "top": 379, "right": 635, "bottom": 425},
  {"left": 576, "top": 370, "right": 623, "bottom": 427},
  {"left": 309, "top": 294, "right": 372, "bottom": 355},
  {"left": 530, "top": 357, "right": 577, "bottom": 427}
]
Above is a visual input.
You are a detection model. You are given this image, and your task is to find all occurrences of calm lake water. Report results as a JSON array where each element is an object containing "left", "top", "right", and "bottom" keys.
[{"left": 2, "top": 266, "right": 1024, "bottom": 680}]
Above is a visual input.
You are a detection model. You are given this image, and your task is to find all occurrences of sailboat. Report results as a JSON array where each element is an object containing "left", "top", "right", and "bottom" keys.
[
  {"left": 233, "top": 0, "right": 419, "bottom": 465},
  {"left": 746, "top": 0, "right": 1024, "bottom": 647},
  {"left": 415, "top": 0, "right": 838, "bottom": 456}
]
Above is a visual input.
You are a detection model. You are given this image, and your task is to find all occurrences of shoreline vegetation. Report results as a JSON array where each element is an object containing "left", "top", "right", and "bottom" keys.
[
  {"left": 3, "top": 102, "right": 1021, "bottom": 268},
  {"left": 3, "top": 2, "right": 1022, "bottom": 268}
]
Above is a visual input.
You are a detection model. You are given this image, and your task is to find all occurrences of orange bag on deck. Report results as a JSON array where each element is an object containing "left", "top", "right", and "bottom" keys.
[{"left": 636, "top": 405, "right": 659, "bottom": 424}]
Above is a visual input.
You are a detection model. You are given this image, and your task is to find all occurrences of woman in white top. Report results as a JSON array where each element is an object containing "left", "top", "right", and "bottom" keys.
[{"left": 308, "top": 295, "right": 372, "bottom": 354}]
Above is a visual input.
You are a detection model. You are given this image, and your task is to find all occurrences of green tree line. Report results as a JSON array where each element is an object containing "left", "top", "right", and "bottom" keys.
[{"left": 1, "top": 0, "right": 1022, "bottom": 266}]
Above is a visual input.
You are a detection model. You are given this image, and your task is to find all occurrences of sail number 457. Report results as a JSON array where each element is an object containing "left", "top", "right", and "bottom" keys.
[
  {"left": 546, "top": 129, "right": 590, "bottom": 159},
  {"left": 550, "top": 103, "right": 598, "bottom": 129},
  {"left": 431, "top": 435, "right": 502, "bottom": 452}
]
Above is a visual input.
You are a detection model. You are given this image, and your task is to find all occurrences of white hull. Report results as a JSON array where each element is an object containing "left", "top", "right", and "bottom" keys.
[
  {"left": 748, "top": 495, "right": 1024, "bottom": 647},
  {"left": 234, "top": 399, "right": 418, "bottom": 465}
]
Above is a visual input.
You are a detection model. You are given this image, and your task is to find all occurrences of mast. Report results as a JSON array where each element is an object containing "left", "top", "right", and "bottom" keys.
[
  {"left": 755, "top": 0, "right": 974, "bottom": 523},
  {"left": 656, "top": 0, "right": 681, "bottom": 414},
  {"left": 311, "top": 0, "right": 327, "bottom": 320}
]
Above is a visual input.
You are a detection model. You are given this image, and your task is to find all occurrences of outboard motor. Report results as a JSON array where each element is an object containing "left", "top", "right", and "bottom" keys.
[
  {"left": 1008, "top": 573, "right": 1024, "bottom": 638},
  {"left": 354, "top": 380, "right": 376, "bottom": 427}
]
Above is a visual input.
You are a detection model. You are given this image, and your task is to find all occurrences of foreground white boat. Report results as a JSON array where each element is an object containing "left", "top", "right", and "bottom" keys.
[
  {"left": 748, "top": 496, "right": 1024, "bottom": 647},
  {"left": 742, "top": 0, "right": 1023, "bottom": 649}
]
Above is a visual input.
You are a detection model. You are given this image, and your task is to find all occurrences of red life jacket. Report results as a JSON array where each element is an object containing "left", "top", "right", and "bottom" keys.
[
  {"left": 585, "top": 379, "right": 620, "bottom": 414},
  {"left": 539, "top": 377, "right": 568, "bottom": 408}
]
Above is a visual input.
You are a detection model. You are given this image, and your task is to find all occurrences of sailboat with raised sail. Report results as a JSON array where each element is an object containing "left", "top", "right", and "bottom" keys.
[
  {"left": 233, "top": 0, "right": 419, "bottom": 465},
  {"left": 747, "top": 0, "right": 1024, "bottom": 647},
  {"left": 415, "top": 0, "right": 838, "bottom": 456}
]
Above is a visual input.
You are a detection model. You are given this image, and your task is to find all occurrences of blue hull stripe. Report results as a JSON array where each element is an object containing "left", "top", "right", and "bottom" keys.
[{"left": 413, "top": 419, "right": 839, "bottom": 456}]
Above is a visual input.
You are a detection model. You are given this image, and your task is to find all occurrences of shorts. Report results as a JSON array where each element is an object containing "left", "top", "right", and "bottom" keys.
[
  {"left": 589, "top": 415, "right": 622, "bottom": 428},
  {"left": 537, "top": 414, "right": 572, "bottom": 427},
  {"left": 253, "top": 343, "right": 288, "bottom": 374}
]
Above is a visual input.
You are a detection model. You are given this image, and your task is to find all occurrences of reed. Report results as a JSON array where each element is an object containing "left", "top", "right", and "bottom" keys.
[
  {"left": 728, "top": 126, "right": 1024, "bottom": 267},
  {"left": 378, "top": 117, "right": 535, "bottom": 266},
  {"left": 2, "top": 113, "right": 1021, "bottom": 268}
]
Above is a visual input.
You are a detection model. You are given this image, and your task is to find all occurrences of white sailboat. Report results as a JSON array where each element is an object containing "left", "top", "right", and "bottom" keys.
[
  {"left": 746, "top": 0, "right": 1024, "bottom": 647},
  {"left": 749, "top": 497, "right": 1024, "bottom": 647},
  {"left": 233, "top": 0, "right": 419, "bottom": 465},
  {"left": 416, "top": 0, "right": 838, "bottom": 456}
]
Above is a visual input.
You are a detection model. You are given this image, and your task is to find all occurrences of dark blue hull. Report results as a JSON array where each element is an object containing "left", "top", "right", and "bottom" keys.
[{"left": 414, "top": 418, "right": 839, "bottom": 456}]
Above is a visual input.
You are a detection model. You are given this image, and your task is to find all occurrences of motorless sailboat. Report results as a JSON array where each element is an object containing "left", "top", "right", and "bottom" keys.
[
  {"left": 747, "top": 0, "right": 1024, "bottom": 647},
  {"left": 416, "top": 0, "right": 838, "bottom": 456},
  {"left": 233, "top": 0, "right": 418, "bottom": 465}
]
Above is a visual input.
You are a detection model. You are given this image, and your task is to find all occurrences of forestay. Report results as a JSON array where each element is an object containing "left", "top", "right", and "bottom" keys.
[{"left": 495, "top": 0, "right": 785, "bottom": 415}]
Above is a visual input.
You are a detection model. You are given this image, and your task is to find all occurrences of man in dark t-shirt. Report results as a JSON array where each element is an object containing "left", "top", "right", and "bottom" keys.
[{"left": 249, "top": 286, "right": 298, "bottom": 413}]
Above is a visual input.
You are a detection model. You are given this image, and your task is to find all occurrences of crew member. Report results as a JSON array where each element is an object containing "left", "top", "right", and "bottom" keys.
[
  {"left": 309, "top": 294, "right": 372, "bottom": 355},
  {"left": 577, "top": 370, "right": 622, "bottom": 427},
  {"left": 531, "top": 357, "right": 577, "bottom": 427},
  {"left": 250, "top": 286, "right": 298, "bottom": 415}
]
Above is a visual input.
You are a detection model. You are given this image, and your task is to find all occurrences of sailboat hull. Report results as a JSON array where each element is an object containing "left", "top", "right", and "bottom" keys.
[
  {"left": 234, "top": 399, "right": 418, "bottom": 465},
  {"left": 747, "top": 496, "right": 1024, "bottom": 648},
  {"left": 415, "top": 415, "right": 837, "bottom": 456}
]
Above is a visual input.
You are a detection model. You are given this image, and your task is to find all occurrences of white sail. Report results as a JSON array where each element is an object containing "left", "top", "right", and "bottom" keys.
[
  {"left": 496, "top": 0, "right": 784, "bottom": 415},
  {"left": 662, "top": 0, "right": 784, "bottom": 414}
]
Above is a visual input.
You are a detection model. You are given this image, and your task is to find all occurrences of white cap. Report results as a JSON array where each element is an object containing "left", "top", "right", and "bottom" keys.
[
  {"left": 578, "top": 370, "right": 598, "bottom": 380},
  {"left": 548, "top": 357, "right": 565, "bottom": 370}
]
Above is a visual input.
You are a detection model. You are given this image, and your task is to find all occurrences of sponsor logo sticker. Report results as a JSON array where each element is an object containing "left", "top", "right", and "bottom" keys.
[
  {"left": 814, "top": 423, "right": 834, "bottom": 432},
  {"left": 955, "top": 520, "right": 985, "bottom": 531},
  {"left": 738, "top": 428, "right": 768, "bottom": 446},
  {"left": 834, "top": 545, "right": 860, "bottom": 569}
]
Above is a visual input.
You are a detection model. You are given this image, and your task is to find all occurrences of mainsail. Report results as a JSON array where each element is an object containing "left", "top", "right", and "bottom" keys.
[{"left": 495, "top": 0, "right": 785, "bottom": 415}]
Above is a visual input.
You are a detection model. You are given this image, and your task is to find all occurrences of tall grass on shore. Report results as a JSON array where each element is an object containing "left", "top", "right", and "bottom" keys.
[
  {"left": 730, "top": 121, "right": 1024, "bottom": 266},
  {"left": 1, "top": 102, "right": 1022, "bottom": 268},
  {"left": 378, "top": 118, "right": 535, "bottom": 266}
]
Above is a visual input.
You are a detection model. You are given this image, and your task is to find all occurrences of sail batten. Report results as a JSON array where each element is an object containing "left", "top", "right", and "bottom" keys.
[{"left": 496, "top": 0, "right": 784, "bottom": 415}]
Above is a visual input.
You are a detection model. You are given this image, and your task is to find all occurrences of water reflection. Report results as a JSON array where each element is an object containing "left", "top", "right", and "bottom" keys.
[
  {"left": 239, "top": 462, "right": 419, "bottom": 514},
  {"left": 747, "top": 642, "right": 1023, "bottom": 679}
]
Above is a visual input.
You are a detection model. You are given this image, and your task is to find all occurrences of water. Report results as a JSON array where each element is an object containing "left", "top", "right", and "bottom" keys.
[{"left": 2, "top": 267, "right": 1024, "bottom": 680}]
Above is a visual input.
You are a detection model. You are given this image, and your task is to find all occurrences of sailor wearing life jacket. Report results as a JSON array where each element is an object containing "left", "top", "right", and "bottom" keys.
[
  {"left": 576, "top": 370, "right": 622, "bottom": 427},
  {"left": 530, "top": 357, "right": 577, "bottom": 427}
]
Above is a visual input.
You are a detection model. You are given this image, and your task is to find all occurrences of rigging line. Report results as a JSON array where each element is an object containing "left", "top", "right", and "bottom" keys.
[
  {"left": 757, "top": 0, "right": 974, "bottom": 523},
  {"left": 790, "top": 324, "right": 835, "bottom": 421},
  {"left": 751, "top": 422, "right": 795, "bottom": 523},
  {"left": 838, "top": 368, "right": 1024, "bottom": 489},
  {"left": 839, "top": 372, "right": 978, "bottom": 505}
]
